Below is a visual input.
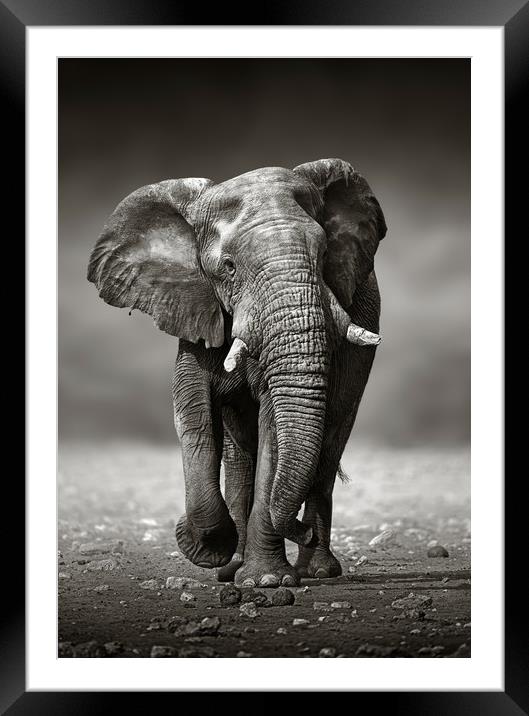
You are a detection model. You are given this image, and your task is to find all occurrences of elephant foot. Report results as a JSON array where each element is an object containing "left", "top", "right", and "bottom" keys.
[
  {"left": 234, "top": 556, "right": 300, "bottom": 588},
  {"left": 175, "top": 513, "right": 237, "bottom": 569},
  {"left": 217, "top": 553, "right": 244, "bottom": 582},
  {"left": 295, "top": 547, "right": 342, "bottom": 579}
]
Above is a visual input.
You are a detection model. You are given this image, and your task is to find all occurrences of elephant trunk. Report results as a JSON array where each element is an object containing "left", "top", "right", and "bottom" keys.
[{"left": 260, "top": 275, "right": 329, "bottom": 546}]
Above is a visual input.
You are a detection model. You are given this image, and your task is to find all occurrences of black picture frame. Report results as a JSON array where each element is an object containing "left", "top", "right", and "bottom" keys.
[{"left": 8, "top": 0, "right": 523, "bottom": 710}]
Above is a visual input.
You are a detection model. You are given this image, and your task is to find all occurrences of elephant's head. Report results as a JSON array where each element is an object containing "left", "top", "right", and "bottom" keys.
[{"left": 88, "top": 158, "right": 387, "bottom": 546}]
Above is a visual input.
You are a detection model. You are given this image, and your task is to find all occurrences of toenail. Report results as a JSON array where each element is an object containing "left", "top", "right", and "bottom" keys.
[
  {"left": 281, "top": 574, "right": 296, "bottom": 586},
  {"left": 314, "top": 568, "right": 329, "bottom": 579},
  {"left": 260, "top": 574, "right": 280, "bottom": 587}
]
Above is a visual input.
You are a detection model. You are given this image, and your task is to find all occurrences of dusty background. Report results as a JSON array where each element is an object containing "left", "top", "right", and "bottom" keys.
[
  {"left": 58, "top": 59, "right": 470, "bottom": 658},
  {"left": 59, "top": 58, "right": 470, "bottom": 447}
]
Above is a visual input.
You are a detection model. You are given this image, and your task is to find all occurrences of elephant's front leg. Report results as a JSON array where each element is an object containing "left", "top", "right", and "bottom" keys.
[
  {"left": 173, "top": 355, "right": 237, "bottom": 568},
  {"left": 234, "top": 396, "right": 300, "bottom": 588}
]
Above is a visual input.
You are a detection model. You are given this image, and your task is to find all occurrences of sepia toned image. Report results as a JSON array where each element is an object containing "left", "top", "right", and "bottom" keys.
[{"left": 58, "top": 58, "right": 470, "bottom": 659}]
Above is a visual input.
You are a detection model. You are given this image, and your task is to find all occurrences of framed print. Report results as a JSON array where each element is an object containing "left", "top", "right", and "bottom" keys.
[{"left": 6, "top": 0, "right": 524, "bottom": 708}]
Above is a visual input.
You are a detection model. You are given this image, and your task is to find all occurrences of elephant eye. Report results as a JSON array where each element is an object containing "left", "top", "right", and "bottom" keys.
[{"left": 223, "top": 258, "right": 236, "bottom": 276}]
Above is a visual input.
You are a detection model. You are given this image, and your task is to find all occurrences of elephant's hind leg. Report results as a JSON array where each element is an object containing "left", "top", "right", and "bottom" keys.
[
  {"left": 296, "top": 339, "right": 377, "bottom": 579},
  {"left": 294, "top": 472, "right": 342, "bottom": 579},
  {"left": 295, "top": 421, "right": 356, "bottom": 579},
  {"left": 217, "top": 407, "right": 257, "bottom": 582}
]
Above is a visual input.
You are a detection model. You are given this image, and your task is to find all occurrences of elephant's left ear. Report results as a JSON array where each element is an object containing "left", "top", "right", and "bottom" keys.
[
  {"left": 294, "top": 158, "right": 387, "bottom": 309},
  {"left": 87, "top": 178, "right": 225, "bottom": 347}
]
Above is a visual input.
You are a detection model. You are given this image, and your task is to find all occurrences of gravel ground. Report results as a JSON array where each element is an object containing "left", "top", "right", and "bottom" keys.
[{"left": 58, "top": 441, "right": 470, "bottom": 658}]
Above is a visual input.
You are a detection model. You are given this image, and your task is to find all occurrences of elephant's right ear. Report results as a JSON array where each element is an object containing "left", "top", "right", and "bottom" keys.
[{"left": 87, "top": 178, "right": 225, "bottom": 347}]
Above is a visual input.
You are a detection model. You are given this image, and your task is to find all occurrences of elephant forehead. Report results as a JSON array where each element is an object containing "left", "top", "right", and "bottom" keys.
[
  {"left": 217, "top": 166, "right": 302, "bottom": 190},
  {"left": 209, "top": 196, "right": 317, "bottom": 246},
  {"left": 207, "top": 189, "right": 315, "bottom": 233},
  {"left": 202, "top": 167, "right": 314, "bottom": 214}
]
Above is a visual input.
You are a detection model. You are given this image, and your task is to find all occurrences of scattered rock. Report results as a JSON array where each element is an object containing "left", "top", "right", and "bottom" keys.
[
  {"left": 276, "top": 627, "right": 288, "bottom": 635},
  {"left": 165, "top": 576, "right": 205, "bottom": 590},
  {"left": 330, "top": 601, "right": 351, "bottom": 610},
  {"left": 241, "top": 590, "right": 271, "bottom": 607},
  {"left": 219, "top": 584, "right": 242, "bottom": 606},
  {"left": 196, "top": 616, "right": 221, "bottom": 636},
  {"left": 271, "top": 587, "right": 295, "bottom": 606},
  {"left": 391, "top": 593, "right": 433, "bottom": 611},
  {"left": 86, "top": 558, "right": 121, "bottom": 572},
  {"left": 292, "top": 619, "right": 310, "bottom": 627},
  {"left": 319, "top": 647, "right": 337, "bottom": 657},
  {"left": 166, "top": 616, "right": 190, "bottom": 633},
  {"left": 73, "top": 641, "right": 106, "bottom": 658},
  {"left": 58, "top": 572, "right": 71, "bottom": 580},
  {"left": 172, "top": 621, "right": 198, "bottom": 637},
  {"left": 78, "top": 540, "right": 124, "bottom": 555},
  {"left": 58, "top": 641, "right": 75, "bottom": 657},
  {"left": 405, "top": 609, "right": 426, "bottom": 621},
  {"left": 239, "top": 602, "right": 259, "bottom": 618},
  {"left": 139, "top": 518, "right": 158, "bottom": 526},
  {"left": 350, "top": 610, "right": 358, "bottom": 618},
  {"left": 104, "top": 641, "right": 125, "bottom": 656},
  {"left": 147, "top": 623, "right": 164, "bottom": 631},
  {"left": 180, "top": 591, "right": 196, "bottom": 603},
  {"left": 451, "top": 643, "right": 471, "bottom": 658},
  {"left": 236, "top": 651, "right": 252, "bottom": 657},
  {"left": 139, "top": 579, "right": 159, "bottom": 591},
  {"left": 92, "top": 584, "right": 110, "bottom": 593},
  {"left": 427, "top": 545, "right": 449, "bottom": 558},
  {"left": 355, "top": 555, "right": 368, "bottom": 567},
  {"left": 150, "top": 645, "right": 177, "bottom": 658},
  {"left": 296, "top": 586, "right": 311, "bottom": 594},
  {"left": 313, "top": 602, "right": 332, "bottom": 612},
  {"left": 369, "top": 530, "right": 395, "bottom": 547}
]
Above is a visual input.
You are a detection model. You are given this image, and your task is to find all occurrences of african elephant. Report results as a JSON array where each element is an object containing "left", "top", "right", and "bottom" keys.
[{"left": 87, "top": 158, "right": 387, "bottom": 587}]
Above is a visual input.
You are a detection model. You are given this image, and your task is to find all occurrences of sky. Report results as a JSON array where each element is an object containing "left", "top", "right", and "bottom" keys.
[{"left": 58, "top": 58, "right": 470, "bottom": 446}]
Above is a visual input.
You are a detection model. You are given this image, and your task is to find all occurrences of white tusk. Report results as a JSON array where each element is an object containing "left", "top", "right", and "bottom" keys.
[
  {"left": 346, "top": 323, "right": 382, "bottom": 347},
  {"left": 223, "top": 338, "right": 248, "bottom": 372}
]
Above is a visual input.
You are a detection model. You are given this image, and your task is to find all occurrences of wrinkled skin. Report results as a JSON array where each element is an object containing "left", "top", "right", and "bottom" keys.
[{"left": 88, "top": 159, "right": 387, "bottom": 587}]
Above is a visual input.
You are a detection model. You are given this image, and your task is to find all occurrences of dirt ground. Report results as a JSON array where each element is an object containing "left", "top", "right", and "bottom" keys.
[{"left": 58, "top": 441, "right": 470, "bottom": 658}]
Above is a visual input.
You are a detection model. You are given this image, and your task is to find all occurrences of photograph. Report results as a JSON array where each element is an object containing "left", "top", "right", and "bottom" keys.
[{"left": 57, "top": 57, "right": 471, "bottom": 659}]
